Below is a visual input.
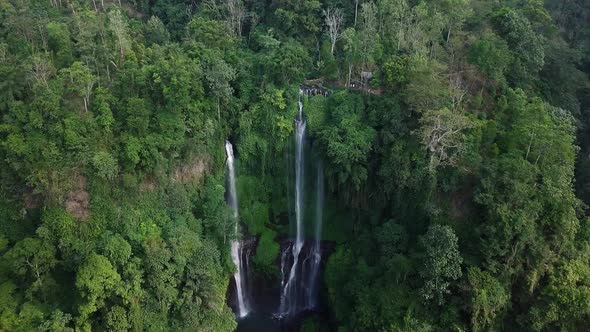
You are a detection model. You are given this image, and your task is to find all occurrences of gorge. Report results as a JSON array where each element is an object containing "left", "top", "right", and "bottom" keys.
[{"left": 229, "top": 90, "right": 328, "bottom": 329}]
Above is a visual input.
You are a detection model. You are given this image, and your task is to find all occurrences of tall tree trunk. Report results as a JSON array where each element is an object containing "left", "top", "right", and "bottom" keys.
[
  {"left": 347, "top": 64, "right": 353, "bottom": 88},
  {"left": 354, "top": 0, "right": 359, "bottom": 26},
  {"left": 446, "top": 25, "right": 452, "bottom": 44}
]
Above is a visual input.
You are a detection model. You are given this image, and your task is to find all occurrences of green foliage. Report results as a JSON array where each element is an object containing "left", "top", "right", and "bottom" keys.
[
  {"left": 383, "top": 55, "right": 410, "bottom": 89},
  {"left": 145, "top": 16, "right": 170, "bottom": 45},
  {"left": 492, "top": 7, "right": 545, "bottom": 85},
  {"left": 419, "top": 225, "right": 463, "bottom": 305},
  {"left": 529, "top": 258, "right": 590, "bottom": 330},
  {"left": 47, "top": 22, "right": 73, "bottom": 68},
  {"left": 92, "top": 151, "right": 119, "bottom": 180},
  {"left": 467, "top": 267, "right": 509, "bottom": 331},
  {"left": 0, "top": 0, "right": 589, "bottom": 331},
  {"left": 252, "top": 229, "right": 279, "bottom": 275},
  {"left": 468, "top": 32, "right": 513, "bottom": 82},
  {"left": 315, "top": 92, "right": 376, "bottom": 191},
  {"left": 76, "top": 253, "right": 122, "bottom": 329}
]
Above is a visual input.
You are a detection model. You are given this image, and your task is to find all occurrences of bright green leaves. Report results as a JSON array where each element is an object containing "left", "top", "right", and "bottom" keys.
[
  {"left": 530, "top": 259, "right": 590, "bottom": 330},
  {"left": 60, "top": 62, "right": 96, "bottom": 114},
  {"left": 261, "top": 88, "right": 291, "bottom": 141},
  {"left": 261, "top": 85, "right": 287, "bottom": 108},
  {"left": 467, "top": 267, "right": 509, "bottom": 332},
  {"left": 251, "top": 229, "right": 279, "bottom": 275},
  {"left": 383, "top": 55, "right": 410, "bottom": 89},
  {"left": 92, "top": 88, "right": 115, "bottom": 133},
  {"left": 419, "top": 224, "right": 462, "bottom": 305},
  {"left": 75, "top": 253, "right": 122, "bottom": 330},
  {"left": 105, "top": 306, "right": 130, "bottom": 332},
  {"left": 39, "top": 310, "right": 74, "bottom": 332},
  {"left": 470, "top": 88, "right": 581, "bottom": 329},
  {"left": 100, "top": 234, "right": 132, "bottom": 268},
  {"left": 235, "top": 174, "right": 278, "bottom": 274}
]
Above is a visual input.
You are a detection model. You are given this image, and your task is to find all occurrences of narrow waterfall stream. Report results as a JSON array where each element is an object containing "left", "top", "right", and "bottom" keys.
[
  {"left": 226, "top": 141, "right": 250, "bottom": 318},
  {"left": 236, "top": 88, "right": 330, "bottom": 330},
  {"left": 306, "top": 161, "right": 323, "bottom": 309},
  {"left": 278, "top": 92, "right": 307, "bottom": 317}
]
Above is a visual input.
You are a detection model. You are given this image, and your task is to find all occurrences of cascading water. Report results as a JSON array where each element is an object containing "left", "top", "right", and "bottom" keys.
[
  {"left": 225, "top": 141, "right": 250, "bottom": 318},
  {"left": 305, "top": 161, "right": 324, "bottom": 309},
  {"left": 278, "top": 91, "right": 307, "bottom": 317}
]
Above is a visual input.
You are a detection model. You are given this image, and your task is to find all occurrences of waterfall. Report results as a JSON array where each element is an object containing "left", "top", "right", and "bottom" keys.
[
  {"left": 225, "top": 141, "right": 250, "bottom": 318},
  {"left": 306, "top": 161, "right": 323, "bottom": 309},
  {"left": 278, "top": 91, "right": 307, "bottom": 317}
]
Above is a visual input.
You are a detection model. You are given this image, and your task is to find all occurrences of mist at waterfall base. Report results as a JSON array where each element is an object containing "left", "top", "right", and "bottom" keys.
[{"left": 228, "top": 91, "right": 331, "bottom": 331}]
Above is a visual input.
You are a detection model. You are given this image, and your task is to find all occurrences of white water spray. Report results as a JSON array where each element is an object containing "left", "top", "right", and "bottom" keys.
[
  {"left": 306, "top": 161, "right": 324, "bottom": 309},
  {"left": 225, "top": 141, "right": 250, "bottom": 318},
  {"left": 278, "top": 91, "right": 307, "bottom": 317}
]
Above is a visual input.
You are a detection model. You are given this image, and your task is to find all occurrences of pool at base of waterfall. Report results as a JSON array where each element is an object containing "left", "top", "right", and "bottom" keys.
[
  {"left": 236, "top": 311, "right": 330, "bottom": 332},
  {"left": 236, "top": 313, "right": 283, "bottom": 332}
]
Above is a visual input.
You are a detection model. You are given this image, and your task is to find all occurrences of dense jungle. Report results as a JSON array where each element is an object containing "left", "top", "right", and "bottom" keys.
[{"left": 1, "top": 0, "right": 590, "bottom": 331}]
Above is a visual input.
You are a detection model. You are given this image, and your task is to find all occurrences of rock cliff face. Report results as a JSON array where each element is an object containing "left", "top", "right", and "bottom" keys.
[{"left": 228, "top": 235, "right": 335, "bottom": 331}]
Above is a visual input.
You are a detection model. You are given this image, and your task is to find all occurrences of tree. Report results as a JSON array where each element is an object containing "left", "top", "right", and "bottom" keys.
[
  {"left": 404, "top": 55, "right": 448, "bottom": 112},
  {"left": 105, "top": 306, "right": 130, "bottom": 332},
  {"left": 47, "top": 21, "right": 73, "bottom": 67},
  {"left": 431, "top": 0, "right": 472, "bottom": 44},
  {"left": 383, "top": 55, "right": 410, "bottom": 89},
  {"left": 492, "top": 7, "right": 545, "bottom": 84},
  {"left": 318, "top": 92, "right": 376, "bottom": 192},
  {"left": 61, "top": 62, "right": 96, "bottom": 113},
  {"left": 108, "top": 9, "right": 131, "bottom": 62},
  {"left": 39, "top": 310, "right": 75, "bottom": 332},
  {"left": 342, "top": 27, "right": 360, "bottom": 87},
  {"left": 323, "top": 8, "right": 344, "bottom": 56},
  {"left": 467, "top": 267, "right": 509, "bottom": 331},
  {"left": 358, "top": 2, "right": 379, "bottom": 71},
  {"left": 205, "top": 58, "right": 236, "bottom": 120},
  {"left": 419, "top": 225, "right": 462, "bottom": 305},
  {"left": 145, "top": 16, "right": 170, "bottom": 45},
  {"left": 529, "top": 259, "right": 590, "bottom": 330},
  {"left": 4, "top": 238, "right": 57, "bottom": 294},
  {"left": 226, "top": 0, "right": 246, "bottom": 37},
  {"left": 419, "top": 107, "right": 474, "bottom": 171},
  {"left": 76, "top": 253, "right": 122, "bottom": 329},
  {"left": 29, "top": 54, "right": 56, "bottom": 88},
  {"left": 92, "top": 151, "right": 119, "bottom": 180},
  {"left": 468, "top": 32, "right": 513, "bottom": 81}
]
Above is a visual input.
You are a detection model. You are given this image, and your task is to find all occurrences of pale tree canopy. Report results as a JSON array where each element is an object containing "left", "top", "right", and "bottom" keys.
[{"left": 323, "top": 8, "right": 344, "bottom": 56}]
